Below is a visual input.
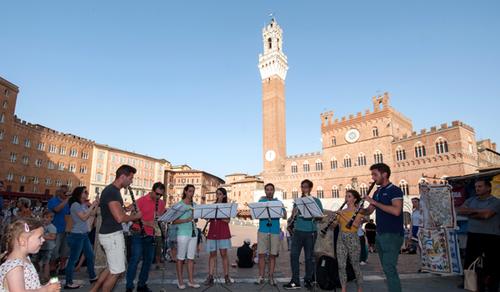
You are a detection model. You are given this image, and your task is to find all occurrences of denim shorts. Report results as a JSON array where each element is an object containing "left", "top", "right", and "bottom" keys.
[{"left": 206, "top": 239, "right": 231, "bottom": 252}]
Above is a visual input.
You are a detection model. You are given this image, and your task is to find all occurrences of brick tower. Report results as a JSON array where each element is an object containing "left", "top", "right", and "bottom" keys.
[{"left": 259, "top": 18, "right": 288, "bottom": 175}]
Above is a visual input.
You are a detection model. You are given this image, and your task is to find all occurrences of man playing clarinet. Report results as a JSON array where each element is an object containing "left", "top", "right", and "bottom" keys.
[
  {"left": 361, "top": 163, "right": 404, "bottom": 292},
  {"left": 126, "top": 182, "right": 166, "bottom": 292}
]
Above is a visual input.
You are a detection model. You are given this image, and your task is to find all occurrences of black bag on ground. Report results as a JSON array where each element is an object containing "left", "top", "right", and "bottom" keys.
[{"left": 316, "top": 255, "right": 356, "bottom": 290}]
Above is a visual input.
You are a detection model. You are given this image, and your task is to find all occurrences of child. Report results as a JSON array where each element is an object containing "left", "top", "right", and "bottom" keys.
[
  {"left": 37, "top": 211, "right": 57, "bottom": 283},
  {"left": 0, "top": 218, "right": 61, "bottom": 291}
]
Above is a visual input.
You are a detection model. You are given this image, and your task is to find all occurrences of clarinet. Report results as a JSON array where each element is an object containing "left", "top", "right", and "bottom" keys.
[
  {"left": 155, "top": 196, "right": 165, "bottom": 241},
  {"left": 320, "top": 201, "right": 347, "bottom": 236},
  {"left": 201, "top": 219, "right": 209, "bottom": 238},
  {"left": 346, "top": 181, "right": 376, "bottom": 229},
  {"left": 128, "top": 186, "right": 146, "bottom": 236},
  {"left": 190, "top": 202, "right": 197, "bottom": 238},
  {"left": 286, "top": 210, "right": 298, "bottom": 237}
]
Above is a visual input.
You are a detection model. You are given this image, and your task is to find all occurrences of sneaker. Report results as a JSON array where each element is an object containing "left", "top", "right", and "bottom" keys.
[
  {"left": 137, "top": 285, "right": 153, "bottom": 292},
  {"left": 177, "top": 283, "right": 186, "bottom": 290},
  {"left": 204, "top": 275, "right": 214, "bottom": 286},
  {"left": 360, "top": 261, "right": 367, "bottom": 266},
  {"left": 283, "top": 281, "right": 301, "bottom": 290},
  {"left": 304, "top": 280, "right": 313, "bottom": 290},
  {"left": 224, "top": 275, "right": 234, "bottom": 285},
  {"left": 187, "top": 282, "right": 200, "bottom": 288},
  {"left": 269, "top": 277, "right": 277, "bottom": 286},
  {"left": 254, "top": 276, "right": 265, "bottom": 285},
  {"left": 64, "top": 284, "right": 81, "bottom": 290}
]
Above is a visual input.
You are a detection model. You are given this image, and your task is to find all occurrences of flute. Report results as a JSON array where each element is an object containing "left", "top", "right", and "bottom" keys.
[{"left": 345, "top": 181, "right": 376, "bottom": 229}]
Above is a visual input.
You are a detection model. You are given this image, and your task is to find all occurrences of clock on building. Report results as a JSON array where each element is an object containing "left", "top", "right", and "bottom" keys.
[
  {"left": 265, "top": 150, "right": 276, "bottom": 162},
  {"left": 345, "top": 129, "right": 360, "bottom": 143}
]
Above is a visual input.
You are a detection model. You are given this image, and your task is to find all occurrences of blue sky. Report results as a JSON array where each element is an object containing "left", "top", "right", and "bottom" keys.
[{"left": 2, "top": 1, "right": 499, "bottom": 178}]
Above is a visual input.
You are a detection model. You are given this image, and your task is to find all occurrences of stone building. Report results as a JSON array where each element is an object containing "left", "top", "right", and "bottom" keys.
[{"left": 258, "top": 19, "right": 500, "bottom": 212}]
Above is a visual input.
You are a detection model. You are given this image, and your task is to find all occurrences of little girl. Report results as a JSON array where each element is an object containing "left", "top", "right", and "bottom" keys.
[{"left": 0, "top": 218, "right": 61, "bottom": 292}]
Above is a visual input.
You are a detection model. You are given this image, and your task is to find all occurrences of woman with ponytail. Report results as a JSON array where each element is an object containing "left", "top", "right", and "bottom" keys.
[{"left": 0, "top": 218, "right": 61, "bottom": 291}]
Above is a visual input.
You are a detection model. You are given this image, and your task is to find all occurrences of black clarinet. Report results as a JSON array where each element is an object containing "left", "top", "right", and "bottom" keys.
[
  {"left": 346, "top": 182, "right": 376, "bottom": 229},
  {"left": 320, "top": 201, "right": 347, "bottom": 236},
  {"left": 128, "top": 186, "right": 146, "bottom": 236},
  {"left": 155, "top": 196, "right": 165, "bottom": 241}
]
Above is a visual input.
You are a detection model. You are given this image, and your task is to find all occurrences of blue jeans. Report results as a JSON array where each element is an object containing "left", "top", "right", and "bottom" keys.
[
  {"left": 290, "top": 230, "right": 317, "bottom": 284},
  {"left": 126, "top": 235, "right": 155, "bottom": 289},
  {"left": 65, "top": 232, "right": 96, "bottom": 285}
]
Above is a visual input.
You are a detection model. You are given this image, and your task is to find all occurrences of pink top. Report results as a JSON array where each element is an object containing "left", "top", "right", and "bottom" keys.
[{"left": 132, "top": 194, "right": 166, "bottom": 236}]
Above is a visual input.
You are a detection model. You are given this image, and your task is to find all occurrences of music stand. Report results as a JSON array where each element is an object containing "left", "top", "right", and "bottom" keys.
[
  {"left": 158, "top": 203, "right": 188, "bottom": 223},
  {"left": 248, "top": 201, "right": 284, "bottom": 292},
  {"left": 293, "top": 197, "right": 323, "bottom": 292},
  {"left": 195, "top": 203, "right": 238, "bottom": 292}
]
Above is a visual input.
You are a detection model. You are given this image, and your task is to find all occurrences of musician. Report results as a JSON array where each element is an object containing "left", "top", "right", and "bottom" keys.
[
  {"left": 203, "top": 188, "right": 233, "bottom": 286},
  {"left": 284, "top": 179, "right": 324, "bottom": 290},
  {"left": 125, "top": 182, "right": 166, "bottom": 292},
  {"left": 361, "top": 163, "right": 404, "bottom": 292},
  {"left": 255, "top": 183, "right": 287, "bottom": 286},
  {"left": 91, "top": 165, "right": 142, "bottom": 292},
  {"left": 172, "top": 184, "right": 200, "bottom": 289},
  {"left": 336, "top": 190, "right": 364, "bottom": 292}
]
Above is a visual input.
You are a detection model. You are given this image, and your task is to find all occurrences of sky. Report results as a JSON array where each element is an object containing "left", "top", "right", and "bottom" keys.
[{"left": 1, "top": 0, "right": 499, "bottom": 179}]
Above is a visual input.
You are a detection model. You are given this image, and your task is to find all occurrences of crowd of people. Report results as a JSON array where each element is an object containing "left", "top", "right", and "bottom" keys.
[{"left": 0, "top": 161, "right": 498, "bottom": 292}]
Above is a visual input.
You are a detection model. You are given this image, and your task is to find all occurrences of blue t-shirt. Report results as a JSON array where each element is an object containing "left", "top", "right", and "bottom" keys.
[
  {"left": 258, "top": 197, "right": 283, "bottom": 235},
  {"left": 294, "top": 196, "right": 324, "bottom": 232},
  {"left": 373, "top": 183, "right": 404, "bottom": 235},
  {"left": 47, "top": 196, "right": 70, "bottom": 233}
]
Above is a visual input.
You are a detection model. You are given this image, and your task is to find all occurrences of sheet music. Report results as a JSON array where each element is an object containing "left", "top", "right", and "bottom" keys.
[
  {"left": 158, "top": 202, "right": 190, "bottom": 222},
  {"left": 194, "top": 203, "right": 238, "bottom": 219},
  {"left": 294, "top": 196, "right": 323, "bottom": 218},
  {"left": 247, "top": 201, "right": 284, "bottom": 219}
]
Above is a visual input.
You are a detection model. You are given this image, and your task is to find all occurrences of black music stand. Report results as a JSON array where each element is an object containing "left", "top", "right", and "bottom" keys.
[
  {"left": 294, "top": 197, "right": 323, "bottom": 292},
  {"left": 195, "top": 203, "right": 238, "bottom": 292},
  {"left": 248, "top": 201, "right": 284, "bottom": 292}
]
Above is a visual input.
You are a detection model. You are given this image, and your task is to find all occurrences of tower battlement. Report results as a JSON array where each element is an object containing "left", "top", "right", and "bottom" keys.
[{"left": 394, "top": 120, "right": 475, "bottom": 142}]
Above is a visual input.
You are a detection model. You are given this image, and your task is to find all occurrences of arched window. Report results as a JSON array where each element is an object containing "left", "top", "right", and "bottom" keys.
[
  {"left": 372, "top": 127, "right": 379, "bottom": 137},
  {"left": 292, "top": 188, "right": 299, "bottom": 199},
  {"left": 291, "top": 162, "right": 298, "bottom": 173},
  {"left": 360, "top": 184, "right": 368, "bottom": 196},
  {"left": 317, "top": 186, "right": 324, "bottom": 199},
  {"left": 332, "top": 185, "right": 339, "bottom": 198},
  {"left": 343, "top": 155, "right": 352, "bottom": 168},
  {"left": 303, "top": 161, "right": 310, "bottom": 172},
  {"left": 345, "top": 184, "right": 352, "bottom": 190},
  {"left": 331, "top": 136, "right": 337, "bottom": 146},
  {"left": 268, "top": 38, "right": 272, "bottom": 49},
  {"left": 374, "top": 150, "right": 384, "bottom": 164},
  {"left": 330, "top": 157, "right": 338, "bottom": 170},
  {"left": 396, "top": 146, "right": 406, "bottom": 161},
  {"left": 468, "top": 137, "right": 474, "bottom": 154},
  {"left": 315, "top": 159, "right": 323, "bottom": 171},
  {"left": 435, "top": 138, "right": 449, "bottom": 154},
  {"left": 415, "top": 143, "right": 426, "bottom": 158},
  {"left": 399, "top": 180, "right": 409, "bottom": 196},
  {"left": 357, "top": 153, "right": 367, "bottom": 166}
]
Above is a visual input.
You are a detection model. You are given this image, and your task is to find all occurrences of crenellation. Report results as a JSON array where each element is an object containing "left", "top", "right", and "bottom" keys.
[{"left": 430, "top": 126, "right": 437, "bottom": 132}]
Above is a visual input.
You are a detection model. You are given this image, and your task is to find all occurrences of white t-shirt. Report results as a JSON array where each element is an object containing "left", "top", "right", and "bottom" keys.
[{"left": 411, "top": 209, "right": 423, "bottom": 227}]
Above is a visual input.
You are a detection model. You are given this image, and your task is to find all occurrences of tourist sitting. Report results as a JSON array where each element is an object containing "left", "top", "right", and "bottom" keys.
[{"left": 236, "top": 239, "right": 254, "bottom": 268}]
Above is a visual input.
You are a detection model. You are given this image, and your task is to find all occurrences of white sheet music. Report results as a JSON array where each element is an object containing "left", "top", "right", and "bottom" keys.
[
  {"left": 247, "top": 201, "right": 284, "bottom": 219},
  {"left": 294, "top": 196, "right": 323, "bottom": 218},
  {"left": 194, "top": 203, "right": 238, "bottom": 219},
  {"left": 158, "top": 203, "right": 190, "bottom": 222}
]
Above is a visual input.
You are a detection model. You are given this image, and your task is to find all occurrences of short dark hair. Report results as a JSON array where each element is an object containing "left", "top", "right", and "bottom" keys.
[
  {"left": 370, "top": 163, "right": 391, "bottom": 178},
  {"left": 411, "top": 197, "right": 420, "bottom": 202},
  {"left": 301, "top": 179, "right": 313, "bottom": 189},
  {"left": 264, "top": 183, "right": 275, "bottom": 190},
  {"left": 475, "top": 178, "right": 492, "bottom": 188},
  {"left": 152, "top": 182, "right": 165, "bottom": 191},
  {"left": 116, "top": 165, "right": 137, "bottom": 179}
]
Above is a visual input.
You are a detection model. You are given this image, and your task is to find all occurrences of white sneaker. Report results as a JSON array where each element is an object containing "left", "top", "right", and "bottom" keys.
[
  {"left": 188, "top": 282, "right": 200, "bottom": 289},
  {"left": 360, "top": 261, "right": 367, "bottom": 266},
  {"left": 177, "top": 283, "right": 186, "bottom": 290}
]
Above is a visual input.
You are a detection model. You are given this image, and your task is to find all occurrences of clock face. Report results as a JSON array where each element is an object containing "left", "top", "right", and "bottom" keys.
[
  {"left": 265, "top": 150, "right": 276, "bottom": 162},
  {"left": 345, "top": 129, "right": 360, "bottom": 143}
]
